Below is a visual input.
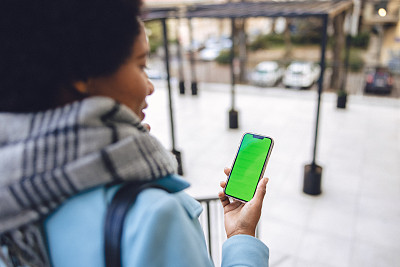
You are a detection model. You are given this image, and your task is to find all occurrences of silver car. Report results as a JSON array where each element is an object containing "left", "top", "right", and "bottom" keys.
[
  {"left": 249, "top": 61, "right": 284, "bottom": 87},
  {"left": 283, "top": 61, "right": 320, "bottom": 89}
]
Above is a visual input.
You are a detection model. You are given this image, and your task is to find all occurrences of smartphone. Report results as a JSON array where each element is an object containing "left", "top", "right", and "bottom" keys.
[{"left": 224, "top": 133, "right": 274, "bottom": 202}]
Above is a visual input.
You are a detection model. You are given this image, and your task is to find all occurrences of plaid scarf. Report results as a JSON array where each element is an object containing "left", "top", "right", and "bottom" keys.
[{"left": 0, "top": 96, "right": 177, "bottom": 266}]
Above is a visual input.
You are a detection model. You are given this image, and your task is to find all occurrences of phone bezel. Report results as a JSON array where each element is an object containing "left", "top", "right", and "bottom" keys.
[{"left": 224, "top": 132, "right": 274, "bottom": 202}]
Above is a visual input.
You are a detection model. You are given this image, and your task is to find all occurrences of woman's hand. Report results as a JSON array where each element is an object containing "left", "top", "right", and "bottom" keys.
[{"left": 218, "top": 167, "right": 269, "bottom": 238}]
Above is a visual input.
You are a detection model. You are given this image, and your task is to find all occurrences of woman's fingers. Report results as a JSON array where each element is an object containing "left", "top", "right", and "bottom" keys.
[
  {"left": 224, "top": 167, "right": 231, "bottom": 176},
  {"left": 220, "top": 180, "right": 226, "bottom": 189},
  {"left": 218, "top": 191, "right": 230, "bottom": 207}
]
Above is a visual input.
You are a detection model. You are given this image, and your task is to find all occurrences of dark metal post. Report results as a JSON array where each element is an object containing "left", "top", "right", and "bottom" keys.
[
  {"left": 188, "top": 18, "right": 198, "bottom": 95},
  {"left": 162, "top": 19, "right": 184, "bottom": 175},
  {"left": 229, "top": 17, "right": 239, "bottom": 129},
  {"left": 343, "top": 34, "right": 351, "bottom": 89},
  {"left": 303, "top": 14, "right": 328, "bottom": 195},
  {"left": 206, "top": 202, "right": 212, "bottom": 259},
  {"left": 337, "top": 34, "right": 351, "bottom": 109},
  {"left": 176, "top": 18, "right": 186, "bottom": 95}
]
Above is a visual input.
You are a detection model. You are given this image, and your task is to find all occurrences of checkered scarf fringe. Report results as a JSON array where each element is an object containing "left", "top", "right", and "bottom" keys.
[{"left": 0, "top": 96, "right": 177, "bottom": 266}]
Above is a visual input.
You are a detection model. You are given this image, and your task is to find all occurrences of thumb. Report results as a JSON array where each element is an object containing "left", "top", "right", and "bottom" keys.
[{"left": 252, "top": 177, "right": 268, "bottom": 203}]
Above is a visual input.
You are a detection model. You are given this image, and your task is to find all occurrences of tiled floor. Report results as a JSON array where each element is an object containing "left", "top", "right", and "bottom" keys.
[{"left": 145, "top": 80, "right": 400, "bottom": 267}]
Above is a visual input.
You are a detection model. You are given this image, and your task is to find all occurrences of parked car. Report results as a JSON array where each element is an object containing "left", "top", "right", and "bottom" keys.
[
  {"left": 249, "top": 61, "right": 284, "bottom": 87},
  {"left": 283, "top": 61, "right": 320, "bottom": 89},
  {"left": 184, "top": 40, "right": 204, "bottom": 53},
  {"left": 364, "top": 66, "right": 394, "bottom": 94},
  {"left": 204, "top": 36, "right": 232, "bottom": 50},
  {"left": 199, "top": 46, "right": 223, "bottom": 61},
  {"left": 198, "top": 36, "right": 232, "bottom": 61},
  {"left": 146, "top": 68, "right": 166, "bottom": 80}
]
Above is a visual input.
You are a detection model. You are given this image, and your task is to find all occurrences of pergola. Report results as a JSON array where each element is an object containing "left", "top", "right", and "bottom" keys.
[{"left": 143, "top": 0, "right": 353, "bottom": 195}]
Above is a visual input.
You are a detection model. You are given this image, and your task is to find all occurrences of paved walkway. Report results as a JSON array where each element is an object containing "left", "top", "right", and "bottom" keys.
[{"left": 145, "top": 80, "right": 400, "bottom": 267}]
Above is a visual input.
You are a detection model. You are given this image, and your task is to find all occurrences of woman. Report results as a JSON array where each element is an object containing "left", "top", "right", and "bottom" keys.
[{"left": 0, "top": 0, "right": 269, "bottom": 266}]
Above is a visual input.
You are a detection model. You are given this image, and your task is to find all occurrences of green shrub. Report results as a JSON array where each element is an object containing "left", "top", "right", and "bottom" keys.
[
  {"left": 145, "top": 21, "right": 163, "bottom": 54},
  {"left": 216, "top": 50, "right": 232, "bottom": 65},
  {"left": 266, "top": 34, "right": 285, "bottom": 46},
  {"left": 248, "top": 35, "right": 268, "bottom": 51},
  {"left": 351, "top": 32, "right": 370, "bottom": 49},
  {"left": 290, "top": 17, "right": 323, "bottom": 45},
  {"left": 248, "top": 34, "right": 284, "bottom": 51},
  {"left": 348, "top": 49, "right": 364, "bottom": 72},
  {"left": 291, "top": 33, "right": 321, "bottom": 45}
]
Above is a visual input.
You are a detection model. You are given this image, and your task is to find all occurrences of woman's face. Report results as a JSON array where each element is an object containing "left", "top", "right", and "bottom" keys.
[{"left": 86, "top": 25, "right": 153, "bottom": 120}]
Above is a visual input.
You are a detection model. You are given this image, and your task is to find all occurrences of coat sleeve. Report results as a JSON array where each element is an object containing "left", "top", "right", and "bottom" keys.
[{"left": 222, "top": 235, "right": 269, "bottom": 267}]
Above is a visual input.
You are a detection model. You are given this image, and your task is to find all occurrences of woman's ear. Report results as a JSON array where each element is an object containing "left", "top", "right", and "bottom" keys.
[{"left": 73, "top": 81, "right": 89, "bottom": 95}]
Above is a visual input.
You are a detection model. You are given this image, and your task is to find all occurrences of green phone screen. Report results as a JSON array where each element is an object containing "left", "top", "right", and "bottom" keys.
[{"left": 225, "top": 133, "right": 273, "bottom": 202}]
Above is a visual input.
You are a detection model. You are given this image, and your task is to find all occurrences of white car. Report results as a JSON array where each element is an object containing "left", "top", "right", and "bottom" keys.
[
  {"left": 249, "top": 61, "right": 283, "bottom": 87},
  {"left": 283, "top": 61, "right": 320, "bottom": 89},
  {"left": 145, "top": 67, "right": 166, "bottom": 80},
  {"left": 184, "top": 40, "right": 204, "bottom": 52},
  {"left": 199, "top": 37, "right": 232, "bottom": 61},
  {"left": 199, "top": 46, "right": 223, "bottom": 61}
]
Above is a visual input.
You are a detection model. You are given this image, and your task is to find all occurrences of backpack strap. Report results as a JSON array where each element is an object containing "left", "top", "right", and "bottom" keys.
[{"left": 104, "top": 182, "right": 170, "bottom": 267}]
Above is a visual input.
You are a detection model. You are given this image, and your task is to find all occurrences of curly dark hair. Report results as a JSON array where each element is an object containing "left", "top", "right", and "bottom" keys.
[{"left": 0, "top": 0, "right": 142, "bottom": 112}]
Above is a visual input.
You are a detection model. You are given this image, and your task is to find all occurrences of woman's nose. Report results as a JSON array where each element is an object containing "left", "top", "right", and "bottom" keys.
[{"left": 148, "top": 79, "right": 154, "bottom": 95}]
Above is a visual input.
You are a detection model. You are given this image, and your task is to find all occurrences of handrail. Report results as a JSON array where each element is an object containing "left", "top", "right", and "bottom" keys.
[{"left": 195, "top": 197, "right": 220, "bottom": 260}]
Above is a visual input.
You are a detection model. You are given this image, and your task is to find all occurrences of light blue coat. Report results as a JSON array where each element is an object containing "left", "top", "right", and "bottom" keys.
[{"left": 44, "top": 175, "right": 269, "bottom": 267}]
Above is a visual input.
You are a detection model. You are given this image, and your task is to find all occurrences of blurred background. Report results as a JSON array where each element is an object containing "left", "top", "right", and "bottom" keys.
[
  {"left": 144, "top": 0, "right": 400, "bottom": 97},
  {"left": 142, "top": 0, "right": 400, "bottom": 266}
]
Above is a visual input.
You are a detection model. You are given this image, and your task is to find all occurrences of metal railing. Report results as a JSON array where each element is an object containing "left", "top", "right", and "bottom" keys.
[
  {"left": 196, "top": 197, "right": 225, "bottom": 266},
  {"left": 196, "top": 197, "right": 261, "bottom": 266}
]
